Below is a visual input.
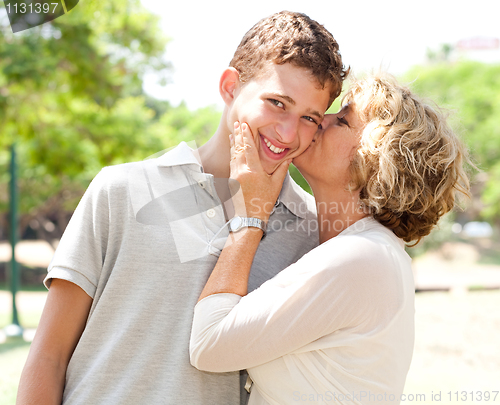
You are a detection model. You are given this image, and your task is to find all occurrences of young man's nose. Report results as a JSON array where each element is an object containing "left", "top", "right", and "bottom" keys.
[{"left": 275, "top": 115, "right": 300, "bottom": 143}]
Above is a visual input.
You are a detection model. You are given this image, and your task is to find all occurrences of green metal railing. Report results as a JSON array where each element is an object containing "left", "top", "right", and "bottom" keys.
[{"left": 5, "top": 144, "right": 23, "bottom": 340}]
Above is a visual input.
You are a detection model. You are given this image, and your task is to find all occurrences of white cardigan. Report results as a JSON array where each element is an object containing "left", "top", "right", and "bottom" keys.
[{"left": 190, "top": 217, "right": 415, "bottom": 405}]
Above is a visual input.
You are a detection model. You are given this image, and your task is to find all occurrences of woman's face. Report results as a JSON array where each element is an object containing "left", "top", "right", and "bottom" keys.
[{"left": 293, "top": 103, "right": 365, "bottom": 190}]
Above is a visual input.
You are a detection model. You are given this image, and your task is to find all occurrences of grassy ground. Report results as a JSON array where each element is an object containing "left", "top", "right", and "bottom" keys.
[
  {"left": 0, "top": 289, "right": 45, "bottom": 405},
  {"left": 0, "top": 309, "right": 44, "bottom": 330},
  {"left": 0, "top": 290, "right": 46, "bottom": 330},
  {"left": 0, "top": 341, "right": 31, "bottom": 405}
]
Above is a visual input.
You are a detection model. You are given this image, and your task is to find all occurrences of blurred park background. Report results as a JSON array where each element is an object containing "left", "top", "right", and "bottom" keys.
[{"left": 1, "top": 0, "right": 500, "bottom": 403}]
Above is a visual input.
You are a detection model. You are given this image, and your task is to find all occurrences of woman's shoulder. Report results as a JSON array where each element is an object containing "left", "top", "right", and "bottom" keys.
[
  {"left": 299, "top": 217, "right": 412, "bottom": 292},
  {"left": 339, "top": 217, "right": 405, "bottom": 245},
  {"left": 316, "top": 217, "right": 404, "bottom": 261}
]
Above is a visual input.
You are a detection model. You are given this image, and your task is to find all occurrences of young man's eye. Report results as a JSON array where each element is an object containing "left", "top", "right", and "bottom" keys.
[
  {"left": 269, "top": 99, "right": 284, "bottom": 108},
  {"left": 303, "top": 116, "right": 318, "bottom": 125}
]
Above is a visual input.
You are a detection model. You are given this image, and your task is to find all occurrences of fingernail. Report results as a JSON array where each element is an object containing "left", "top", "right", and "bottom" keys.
[
  {"left": 229, "top": 134, "right": 233, "bottom": 141},
  {"left": 241, "top": 123, "right": 247, "bottom": 130},
  {"left": 234, "top": 122, "right": 240, "bottom": 129}
]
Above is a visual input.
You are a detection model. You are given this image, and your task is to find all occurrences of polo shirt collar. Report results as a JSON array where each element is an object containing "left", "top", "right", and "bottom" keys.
[
  {"left": 279, "top": 173, "right": 316, "bottom": 220},
  {"left": 156, "top": 142, "right": 314, "bottom": 220},
  {"left": 156, "top": 141, "right": 202, "bottom": 169}
]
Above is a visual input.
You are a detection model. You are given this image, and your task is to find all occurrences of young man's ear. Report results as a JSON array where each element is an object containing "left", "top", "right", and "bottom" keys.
[{"left": 219, "top": 67, "right": 240, "bottom": 106}]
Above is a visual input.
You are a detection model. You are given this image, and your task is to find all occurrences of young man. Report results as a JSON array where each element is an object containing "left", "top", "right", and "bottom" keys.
[{"left": 17, "top": 11, "right": 348, "bottom": 405}]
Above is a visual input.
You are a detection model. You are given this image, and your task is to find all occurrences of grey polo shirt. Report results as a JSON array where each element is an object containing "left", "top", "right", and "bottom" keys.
[{"left": 45, "top": 142, "right": 319, "bottom": 405}]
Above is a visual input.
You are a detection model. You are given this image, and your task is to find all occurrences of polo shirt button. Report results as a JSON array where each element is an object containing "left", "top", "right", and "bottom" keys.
[
  {"left": 206, "top": 209, "right": 216, "bottom": 218},
  {"left": 198, "top": 181, "right": 205, "bottom": 188}
]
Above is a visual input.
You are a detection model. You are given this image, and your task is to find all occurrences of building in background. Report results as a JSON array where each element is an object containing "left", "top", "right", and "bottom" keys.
[{"left": 455, "top": 36, "right": 500, "bottom": 63}]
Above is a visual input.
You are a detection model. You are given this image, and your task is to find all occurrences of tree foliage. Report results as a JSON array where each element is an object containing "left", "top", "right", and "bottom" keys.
[
  {"left": 403, "top": 60, "right": 500, "bottom": 222},
  {"left": 0, "top": 1, "right": 221, "bottom": 244}
]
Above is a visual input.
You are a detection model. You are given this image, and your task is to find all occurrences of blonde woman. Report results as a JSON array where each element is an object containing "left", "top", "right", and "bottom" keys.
[{"left": 189, "top": 75, "right": 470, "bottom": 405}]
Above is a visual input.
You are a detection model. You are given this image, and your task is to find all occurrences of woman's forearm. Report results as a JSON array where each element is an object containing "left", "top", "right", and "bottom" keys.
[{"left": 198, "top": 228, "right": 263, "bottom": 302}]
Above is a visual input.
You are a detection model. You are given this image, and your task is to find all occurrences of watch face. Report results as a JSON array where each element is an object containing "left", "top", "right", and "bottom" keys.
[{"left": 230, "top": 216, "right": 242, "bottom": 232}]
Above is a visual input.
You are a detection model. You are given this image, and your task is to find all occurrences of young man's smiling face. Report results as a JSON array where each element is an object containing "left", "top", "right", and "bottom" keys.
[{"left": 227, "top": 63, "right": 332, "bottom": 174}]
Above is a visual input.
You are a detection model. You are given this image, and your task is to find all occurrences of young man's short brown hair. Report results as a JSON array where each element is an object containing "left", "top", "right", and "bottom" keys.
[{"left": 230, "top": 11, "right": 349, "bottom": 105}]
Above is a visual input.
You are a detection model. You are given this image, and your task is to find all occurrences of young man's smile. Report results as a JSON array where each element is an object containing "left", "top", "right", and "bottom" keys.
[{"left": 260, "top": 134, "right": 287, "bottom": 159}]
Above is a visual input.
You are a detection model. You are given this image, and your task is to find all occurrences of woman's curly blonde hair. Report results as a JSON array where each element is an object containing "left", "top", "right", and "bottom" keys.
[{"left": 345, "top": 74, "right": 471, "bottom": 245}]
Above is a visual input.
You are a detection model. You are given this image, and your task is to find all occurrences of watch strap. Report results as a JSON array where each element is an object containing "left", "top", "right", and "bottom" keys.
[
  {"left": 229, "top": 216, "right": 267, "bottom": 237},
  {"left": 242, "top": 217, "right": 267, "bottom": 236}
]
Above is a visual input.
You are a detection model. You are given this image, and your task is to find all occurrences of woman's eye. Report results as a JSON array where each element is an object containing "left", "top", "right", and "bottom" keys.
[
  {"left": 270, "top": 99, "right": 284, "bottom": 108},
  {"left": 337, "top": 116, "right": 349, "bottom": 126}
]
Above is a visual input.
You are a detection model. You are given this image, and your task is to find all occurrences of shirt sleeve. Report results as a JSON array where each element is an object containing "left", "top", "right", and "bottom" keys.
[
  {"left": 189, "top": 233, "right": 402, "bottom": 372},
  {"left": 44, "top": 168, "right": 112, "bottom": 298}
]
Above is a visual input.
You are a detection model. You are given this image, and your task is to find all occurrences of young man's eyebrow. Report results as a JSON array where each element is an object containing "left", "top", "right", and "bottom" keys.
[
  {"left": 271, "top": 93, "right": 324, "bottom": 120},
  {"left": 270, "top": 93, "right": 296, "bottom": 105},
  {"left": 308, "top": 109, "right": 324, "bottom": 120}
]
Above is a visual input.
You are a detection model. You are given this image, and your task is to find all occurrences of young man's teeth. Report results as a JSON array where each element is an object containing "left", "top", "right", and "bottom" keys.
[{"left": 264, "top": 138, "right": 285, "bottom": 154}]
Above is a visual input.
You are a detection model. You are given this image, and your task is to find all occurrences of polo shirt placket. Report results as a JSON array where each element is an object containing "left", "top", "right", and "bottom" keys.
[{"left": 187, "top": 170, "right": 229, "bottom": 258}]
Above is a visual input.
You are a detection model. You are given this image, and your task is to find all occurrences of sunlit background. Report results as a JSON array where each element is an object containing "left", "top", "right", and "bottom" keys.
[
  {"left": 141, "top": 0, "right": 500, "bottom": 109},
  {"left": 1, "top": 0, "right": 499, "bottom": 404}
]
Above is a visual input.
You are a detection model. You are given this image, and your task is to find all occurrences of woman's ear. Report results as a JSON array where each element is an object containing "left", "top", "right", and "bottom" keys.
[{"left": 219, "top": 67, "right": 240, "bottom": 106}]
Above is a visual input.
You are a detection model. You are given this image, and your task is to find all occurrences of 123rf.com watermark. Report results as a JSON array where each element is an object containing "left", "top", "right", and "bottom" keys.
[{"left": 292, "top": 390, "right": 500, "bottom": 403}]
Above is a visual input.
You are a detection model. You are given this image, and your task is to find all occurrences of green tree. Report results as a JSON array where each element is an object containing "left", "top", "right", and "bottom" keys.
[
  {"left": 0, "top": 0, "right": 173, "bottom": 244},
  {"left": 150, "top": 102, "right": 221, "bottom": 149},
  {"left": 403, "top": 60, "right": 500, "bottom": 222}
]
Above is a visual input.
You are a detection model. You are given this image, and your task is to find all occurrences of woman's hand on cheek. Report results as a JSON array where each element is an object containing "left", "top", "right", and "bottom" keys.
[{"left": 229, "top": 121, "right": 291, "bottom": 222}]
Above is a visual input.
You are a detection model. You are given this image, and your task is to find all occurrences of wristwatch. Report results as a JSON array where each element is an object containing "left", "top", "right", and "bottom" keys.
[{"left": 228, "top": 216, "right": 267, "bottom": 238}]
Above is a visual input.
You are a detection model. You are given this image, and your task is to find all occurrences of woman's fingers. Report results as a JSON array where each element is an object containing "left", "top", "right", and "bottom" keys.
[
  {"left": 230, "top": 122, "right": 262, "bottom": 173},
  {"left": 229, "top": 133, "right": 234, "bottom": 161},
  {"left": 230, "top": 121, "right": 245, "bottom": 172},
  {"left": 228, "top": 120, "right": 289, "bottom": 221},
  {"left": 233, "top": 122, "right": 245, "bottom": 155},
  {"left": 240, "top": 123, "right": 264, "bottom": 173}
]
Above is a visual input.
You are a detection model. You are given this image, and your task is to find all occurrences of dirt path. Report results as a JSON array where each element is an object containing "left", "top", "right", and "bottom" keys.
[
  {"left": 403, "top": 289, "right": 500, "bottom": 403},
  {"left": 0, "top": 241, "right": 55, "bottom": 269}
]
